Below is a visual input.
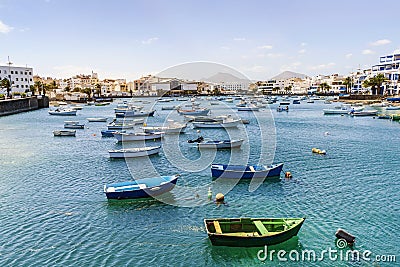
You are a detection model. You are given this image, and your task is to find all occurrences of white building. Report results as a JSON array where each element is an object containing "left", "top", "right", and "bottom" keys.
[
  {"left": 0, "top": 65, "right": 33, "bottom": 93},
  {"left": 371, "top": 53, "right": 400, "bottom": 95}
]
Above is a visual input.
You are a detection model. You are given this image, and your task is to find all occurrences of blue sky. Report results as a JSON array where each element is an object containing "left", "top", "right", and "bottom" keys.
[{"left": 0, "top": 0, "right": 399, "bottom": 81}]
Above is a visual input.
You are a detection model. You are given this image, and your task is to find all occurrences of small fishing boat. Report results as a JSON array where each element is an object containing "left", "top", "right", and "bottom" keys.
[
  {"left": 292, "top": 100, "right": 301, "bottom": 104},
  {"left": 104, "top": 175, "right": 179, "bottom": 200},
  {"left": 385, "top": 106, "right": 400, "bottom": 110},
  {"left": 177, "top": 108, "right": 210, "bottom": 116},
  {"left": 323, "top": 107, "right": 349, "bottom": 115},
  {"left": 101, "top": 130, "right": 125, "bottom": 137},
  {"left": 204, "top": 217, "right": 306, "bottom": 247},
  {"left": 113, "top": 132, "right": 164, "bottom": 142},
  {"left": 377, "top": 114, "right": 391, "bottom": 119},
  {"left": 142, "top": 121, "right": 187, "bottom": 134},
  {"left": 108, "top": 146, "right": 161, "bottom": 158},
  {"left": 161, "top": 106, "right": 177, "bottom": 110},
  {"left": 279, "top": 101, "right": 290, "bottom": 105},
  {"left": 53, "top": 130, "right": 76, "bottom": 136},
  {"left": 95, "top": 102, "right": 111, "bottom": 106},
  {"left": 107, "top": 122, "right": 135, "bottom": 130},
  {"left": 116, "top": 110, "right": 155, "bottom": 118},
  {"left": 237, "top": 105, "right": 259, "bottom": 111},
  {"left": 211, "top": 163, "right": 284, "bottom": 179},
  {"left": 64, "top": 121, "right": 85, "bottom": 129},
  {"left": 48, "top": 108, "right": 77, "bottom": 116},
  {"left": 349, "top": 110, "right": 378, "bottom": 116},
  {"left": 197, "top": 139, "right": 244, "bottom": 149},
  {"left": 277, "top": 106, "right": 289, "bottom": 112},
  {"left": 184, "top": 115, "right": 229, "bottom": 122},
  {"left": 87, "top": 117, "right": 108, "bottom": 122},
  {"left": 192, "top": 119, "right": 241, "bottom": 129},
  {"left": 390, "top": 114, "right": 400, "bottom": 121}
]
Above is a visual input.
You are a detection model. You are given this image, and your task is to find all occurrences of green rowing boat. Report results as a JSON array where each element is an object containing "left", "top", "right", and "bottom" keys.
[{"left": 204, "top": 217, "right": 305, "bottom": 247}]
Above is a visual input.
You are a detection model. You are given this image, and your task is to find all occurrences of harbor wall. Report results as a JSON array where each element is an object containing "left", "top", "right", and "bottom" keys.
[{"left": 0, "top": 96, "right": 49, "bottom": 116}]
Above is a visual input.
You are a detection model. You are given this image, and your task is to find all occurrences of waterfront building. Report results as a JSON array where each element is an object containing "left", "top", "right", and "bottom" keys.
[
  {"left": 0, "top": 65, "right": 33, "bottom": 94},
  {"left": 371, "top": 53, "right": 400, "bottom": 95}
]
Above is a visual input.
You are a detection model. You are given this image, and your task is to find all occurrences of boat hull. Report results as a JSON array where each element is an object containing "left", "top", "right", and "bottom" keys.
[
  {"left": 104, "top": 175, "right": 178, "bottom": 199},
  {"left": 204, "top": 218, "right": 305, "bottom": 247},
  {"left": 211, "top": 163, "right": 283, "bottom": 179},
  {"left": 48, "top": 110, "right": 77, "bottom": 116},
  {"left": 53, "top": 130, "right": 76, "bottom": 136},
  {"left": 192, "top": 120, "right": 240, "bottom": 128},
  {"left": 198, "top": 139, "right": 244, "bottom": 149},
  {"left": 108, "top": 146, "right": 161, "bottom": 158},
  {"left": 113, "top": 132, "right": 164, "bottom": 141}
]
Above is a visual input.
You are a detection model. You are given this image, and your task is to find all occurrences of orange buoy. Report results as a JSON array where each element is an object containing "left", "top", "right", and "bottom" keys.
[
  {"left": 285, "top": 172, "right": 292, "bottom": 178},
  {"left": 215, "top": 193, "right": 224, "bottom": 203}
]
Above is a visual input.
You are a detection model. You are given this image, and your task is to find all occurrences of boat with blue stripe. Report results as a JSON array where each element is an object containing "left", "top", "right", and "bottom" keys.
[
  {"left": 211, "top": 163, "right": 283, "bottom": 179},
  {"left": 104, "top": 175, "right": 179, "bottom": 200}
]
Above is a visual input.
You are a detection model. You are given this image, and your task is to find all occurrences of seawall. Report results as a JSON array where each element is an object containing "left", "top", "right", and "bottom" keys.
[{"left": 0, "top": 96, "right": 49, "bottom": 116}]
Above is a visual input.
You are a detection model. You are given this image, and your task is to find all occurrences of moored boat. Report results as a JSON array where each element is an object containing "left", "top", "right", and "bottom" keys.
[
  {"left": 197, "top": 139, "right": 244, "bottom": 149},
  {"left": 87, "top": 117, "right": 108, "bottom": 122},
  {"left": 177, "top": 108, "right": 210, "bottom": 116},
  {"left": 108, "top": 146, "right": 161, "bottom": 158},
  {"left": 237, "top": 105, "right": 260, "bottom": 111},
  {"left": 53, "top": 130, "right": 76, "bottom": 136},
  {"left": 204, "top": 217, "right": 305, "bottom": 247},
  {"left": 48, "top": 108, "right": 77, "bottom": 116},
  {"left": 113, "top": 132, "right": 164, "bottom": 142},
  {"left": 101, "top": 130, "right": 125, "bottom": 137},
  {"left": 116, "top": 110, "right": 155, "bottom": 118},
  {"left": 349, "top": 110, "right": 378, "bottom": 116},
  {"left": 211, "top": 163, "right": 284, "bottom": 179},
  {"left": 64, "top": 121, "right": 85, "bottom": 129},
  {"left": 104, "top": 175, "right": 179, "bottom": 200},
  {"left": 192, "top": 119, "right": 241, "bottom": 128},
  {"left": 107, "top": 122, "right": 134, "bottom": 130}
]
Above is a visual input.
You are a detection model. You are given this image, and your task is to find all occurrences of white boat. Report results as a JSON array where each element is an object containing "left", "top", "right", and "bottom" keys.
[
  {"left": 108, "top": 146, "right": 161, "bottom": 158},
  {"left": 192, "top": 119, "right": 241, "bottom": 128},
  {"left": 177, "top": 108, "right": 210, "bottom": 116},
  {"left": 48, "top": 108, "right": 77, "bottom": 116},
  {"left": 197, "top": 139, "right": 244, "bottom": 149},
  {"left": 210, "top": 101, "right": 219, "bottom": 105},
  {"left": 113, "top": 132, "right": 164, "bottom": 142},
  {"left": 161, "top": 106, "right": 177, "bottom": 110},
  {"left": 114, "top": 118, "right": 145, "bottom": 125},
  {"left": 350, "top": 110, "right": 378, "bottom": 116},
  {"left": 64, "top": 121, "right": 85, "bottom": 129},
  {"left": 142, "top": 121, "right": 187, "bottom": 134},
  {"left": 115, "top": 110, "right": 155, "bottom": 118},
  {"left": 87, "top": 117, "right": 108, "bottom": 122},
  {"left": 107, "top": 122, "right": 134, "bottom": 130},
  {"left": 385, "top": 106, "right": 400, "bottom": 110},
  {"left": 53, "top": 130, "right": 76, "bottom": 136},
  {"left": 323, "top": 107, "right": 349, "bottom": 115}
]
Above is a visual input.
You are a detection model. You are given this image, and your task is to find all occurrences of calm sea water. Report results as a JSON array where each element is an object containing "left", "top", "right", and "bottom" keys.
[{"left": 0, "top": 98, "right": 399, "bottom": 267}]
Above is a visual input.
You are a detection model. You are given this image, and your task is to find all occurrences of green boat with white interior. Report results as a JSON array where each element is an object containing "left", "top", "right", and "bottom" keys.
[{"left": 204, "top": 217, "right": 305, "bottom": 247}]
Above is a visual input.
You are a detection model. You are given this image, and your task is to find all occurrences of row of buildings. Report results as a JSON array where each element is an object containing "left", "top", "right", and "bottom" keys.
[{"left": 1, "top": 52, "right": 399, "bottom": 98}]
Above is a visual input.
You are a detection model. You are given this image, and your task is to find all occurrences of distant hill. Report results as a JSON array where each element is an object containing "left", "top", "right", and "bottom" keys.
[
  {"left": 203, "top": 72, "right": 250, "bottom": 83},
  {"left": 270, "top": 71, "right": 309, "bottom": 80}
]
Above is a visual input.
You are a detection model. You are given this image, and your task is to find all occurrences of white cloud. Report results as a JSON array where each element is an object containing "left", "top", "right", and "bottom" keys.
[
  {"left": 0, "top": 20, "right": 13, "bottom": 34},
  {"left": 298, "top": 49, "right": 306, "bottom": 54},
  {"left": 370, "top": 39, "right": 391, "bottom": 46},
  {"left": 362, "top": 49, "right": 375, "bottom": 55},
  {"left": 258, "top": 45, "right": 273, "bottom": 49},
  {"left": 280, "top": 62, "right": 301, "bottom": 71},
  {"left": 220, "top": 46, "right": 230, "bottom": 50},
  {"left": 345, "top": 53, "right": 353, "bottom": 59},
  {"left": 309, "top": 62, "right": 335, "bottom": 70},
  {"left": 245, "top": 65, "right": 268, "bottom": 73},
  {"left": 234, "top": 37, "right": 245, "bottom": 41},
  {"left": 300, "top": 42, "right": 307, "bottom": 47},
  {"left": 142, "top": 37, "right": 159, "bottom": 45},
  {"left": 266, "top": 53, "right": 283, "bottom": 58}
]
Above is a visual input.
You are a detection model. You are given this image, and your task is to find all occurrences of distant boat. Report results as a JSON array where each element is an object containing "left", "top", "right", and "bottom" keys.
[
  {"left": 48, "top": 108, "right": 77, "bottom": 116},
  {"left": 237, "top": 105, "right": 260, "bottom": 111},
  {"left": 211, "top": 163, "right": 284, "bottom": 179},
  {"left": 204, "top": 217, "right": 306, "bottom": 247},
  {"left": 113, "top": 132, "right": 164, "bottom": 142},
  {"left": 53, "top": 130, "right": 76, "bottom": 136},
  {"left": 108, "top": 146, "right": 161, "bottom": 158},
  {"left": 161, "top": 106, "right": 177, "bottom": 110},
  {"left": 192, "top": 119, "right": 241, "bottom": 128},
  {"left": 390, "top": 114, "right": 400, "bottom": 121},
  {"left": 350, "top": 110, "right": 378, "bottom": 116},
  {"left": 323, "top": 107, "right": 348, "bottom": 115},
  {"left": 292, "top": 100, "right": 301, "bottom": 104},
  {"left": 279, "top": 101, "right": 290, "bottom": 105},
  {"left": 177, "top": 108, "right": 210, "bottom": 116},
  {"left": 306, "top": 99, "right": 314, "bottom": 103},
  {"left": 115, "top": 110, "right": 155, "bottom": 118},
  {"left": 277, "top": 106, "right": 289, "bottom": 112},
  {"left": 101, "top": 130, "right": 125, "bottom": 137},
  {"left": 64, "top": 121, "right": 84, "bottom": 129},
  {"left": 95, "top": 102, "right": 110, "bottom": 106},
  {"left": 142, "top": 121, "right": 187, "bottom": 134},
  {"left": 377, "top": 114, "right": 391, "bottom": 119},
  {"left": 385, "top": 106, "right": 400, "bottom": 110},
  {"left": 107, "top": 122, "right": 134, "bottom": 130},
  {"left": 197, "top": 139, "right": 244, "bottom": 149},
  {"left": 87, "top": 117, "right": 108, "bottom": 122},
  {"left": 104, "top": 175, "right": 179, "bottom": 200}
]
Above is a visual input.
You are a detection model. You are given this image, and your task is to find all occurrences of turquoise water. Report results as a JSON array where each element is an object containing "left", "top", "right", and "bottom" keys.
[{"left": 0, "top": 98, "right": 399, "bottom": 266}]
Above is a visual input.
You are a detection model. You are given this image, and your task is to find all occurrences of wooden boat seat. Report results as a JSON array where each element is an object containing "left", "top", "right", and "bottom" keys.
[
  {"left": 253, "top": 220, "right": 269, "bottom": 235},
  {"left": 213, "top": 221, "right": 222, "bottom": 234},
  {"left": 249, "top": 166, "right": 255, "bottom": 172}
]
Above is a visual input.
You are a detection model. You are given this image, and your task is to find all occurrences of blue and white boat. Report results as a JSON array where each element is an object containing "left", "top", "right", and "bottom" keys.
[
  {"left": 104, "top": 175, "right": 179, "bottom": 200},
  {"left": 211, "top": 163, "right": 284, "bottom": 179},
  {"left": 48, "top": 108, "right": 77, "bottom": 116},
  {"left": 101, "top": 130, "right": 126, "bottom": 137},
  {"left": 177, "top": 108, "right": 210, "bottom": 116}
]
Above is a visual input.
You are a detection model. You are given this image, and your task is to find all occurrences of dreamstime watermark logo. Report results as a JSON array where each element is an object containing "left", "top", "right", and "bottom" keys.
[
  {"left": 257, "top": 239, "right": 396, "bottom": 263},
  {"left": 123, "top": 61, "right": 277, "bottom": 207}
]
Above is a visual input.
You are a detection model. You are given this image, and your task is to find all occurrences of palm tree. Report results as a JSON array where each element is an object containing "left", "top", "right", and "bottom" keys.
[
  {"left": 284, "top": 85, "right": 292, "bottom": 94},
  {"left": 319, "top": 82, "right": 331, "bottom": 94},
  {"left": 342, "top": 77, "right": 353, "bottom": 94},
  {"left": 30, "top": 85, "right": 36, "bottom": 96},
  {"left": 34, "top": 81, "right": 42, "bottom": 94},
  {"left": 1, "top": 78, "right": 11, "bottom": 97},
  {"left": 362, "top": 74, "right": 387, "bottom": 95}
]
